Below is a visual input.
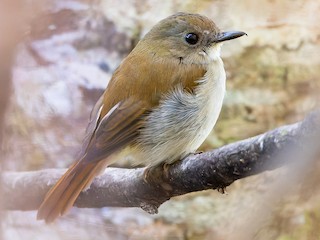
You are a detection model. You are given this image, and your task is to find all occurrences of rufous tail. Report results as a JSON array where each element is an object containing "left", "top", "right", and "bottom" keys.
[{"left": 37, "top": 158, "right": 104, "bottom": 223}]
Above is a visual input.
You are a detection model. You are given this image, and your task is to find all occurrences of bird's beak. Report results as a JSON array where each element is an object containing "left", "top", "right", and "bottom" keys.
[{"left": 215, "top": 31, "right": 247, "bottom": 43}]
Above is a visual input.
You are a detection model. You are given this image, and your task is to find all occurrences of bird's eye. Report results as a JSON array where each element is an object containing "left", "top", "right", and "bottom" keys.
[{"left": 185, "top": 33, "right": 199, "bottom": 45}]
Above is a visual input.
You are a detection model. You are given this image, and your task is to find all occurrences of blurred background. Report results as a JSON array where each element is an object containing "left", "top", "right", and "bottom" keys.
[{"left": 1, "top": 0, "right": 320, "bottom": 239}]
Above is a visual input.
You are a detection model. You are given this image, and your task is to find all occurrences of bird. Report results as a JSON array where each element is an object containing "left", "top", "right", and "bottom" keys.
[{"left": 37, "top": 12, "right": 246, "bottom": 223}]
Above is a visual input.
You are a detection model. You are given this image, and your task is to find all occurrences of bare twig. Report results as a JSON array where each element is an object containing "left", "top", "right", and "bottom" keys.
[{"left": 2, "top": 110, "right": 320, "bottom": 214}]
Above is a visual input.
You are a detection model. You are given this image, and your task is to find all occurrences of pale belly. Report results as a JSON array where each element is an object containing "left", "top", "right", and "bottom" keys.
[{"left": 137, "top": 59, "right": 226, "bottom": 167}]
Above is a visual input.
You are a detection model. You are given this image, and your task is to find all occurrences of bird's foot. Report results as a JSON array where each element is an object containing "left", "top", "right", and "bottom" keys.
[{"left": 143, "top": 163, "right": 173, "bottom": 191}]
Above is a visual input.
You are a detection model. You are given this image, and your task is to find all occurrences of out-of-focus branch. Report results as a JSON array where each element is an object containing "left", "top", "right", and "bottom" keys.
[{"left": 3, "top": 110, "right": 320, "bottom": 213}]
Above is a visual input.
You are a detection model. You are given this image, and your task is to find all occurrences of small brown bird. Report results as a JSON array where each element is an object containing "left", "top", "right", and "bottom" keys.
[{"left": 37, "top": 12, "right": 246, "bottom": 222}]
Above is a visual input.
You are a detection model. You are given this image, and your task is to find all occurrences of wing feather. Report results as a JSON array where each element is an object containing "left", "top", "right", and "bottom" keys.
[{"left": 83, "top": 99, "right": 147, "bottom": 163}]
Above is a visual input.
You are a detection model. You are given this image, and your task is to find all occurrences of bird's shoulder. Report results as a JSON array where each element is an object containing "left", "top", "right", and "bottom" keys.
[{"left": 100, "top": 51, "right": 207, "bottom": 117}]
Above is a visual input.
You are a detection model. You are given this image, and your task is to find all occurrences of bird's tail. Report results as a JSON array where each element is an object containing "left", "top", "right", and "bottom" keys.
[{"left": 37, "top": 157, "right": 104, "bottom": 223}]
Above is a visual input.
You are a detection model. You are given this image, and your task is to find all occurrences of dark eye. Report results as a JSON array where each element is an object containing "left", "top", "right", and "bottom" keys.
[{"left": 185, "top": 33, "right": 199, "bottom": 45}]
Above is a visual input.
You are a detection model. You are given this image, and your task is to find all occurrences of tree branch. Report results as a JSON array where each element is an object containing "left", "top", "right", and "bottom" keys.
[{"left": 3, "top": 110, "right": 320, "bottom": 213}]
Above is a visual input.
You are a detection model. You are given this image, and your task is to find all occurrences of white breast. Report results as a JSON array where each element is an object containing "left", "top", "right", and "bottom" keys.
[
  {"left": 190, "top": 57, "right": 226, "bottom": 151},
  {"left": 137, "top": 57, "right": 226, "bottom": 167}
]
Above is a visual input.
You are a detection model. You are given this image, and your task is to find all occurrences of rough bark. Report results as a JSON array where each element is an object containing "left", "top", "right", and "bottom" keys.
[{"left": 3, "top": 110, "right": 320, "bottom": 213}]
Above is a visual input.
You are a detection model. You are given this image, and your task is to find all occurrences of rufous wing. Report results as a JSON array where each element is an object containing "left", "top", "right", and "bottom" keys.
[
  {"left": 84, "top": 98, "right": 147, "bottom": 162},
  {"left": 37, "top": 98, "right": 147, "bottom": 223}
]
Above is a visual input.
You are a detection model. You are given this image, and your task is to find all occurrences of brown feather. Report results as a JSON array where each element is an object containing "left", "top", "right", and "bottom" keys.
[
  {"left": 37, "top": 99, "right": 147, "bottom": 222},
  {"left": 85, "top": 99, "right": 148, "bottom": 162},
  {"left": 100, "top": 52, "right": 206, "bottom": 117},
  {"left": 37, "top": 160, "right": 102, "bottom": 223}
]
